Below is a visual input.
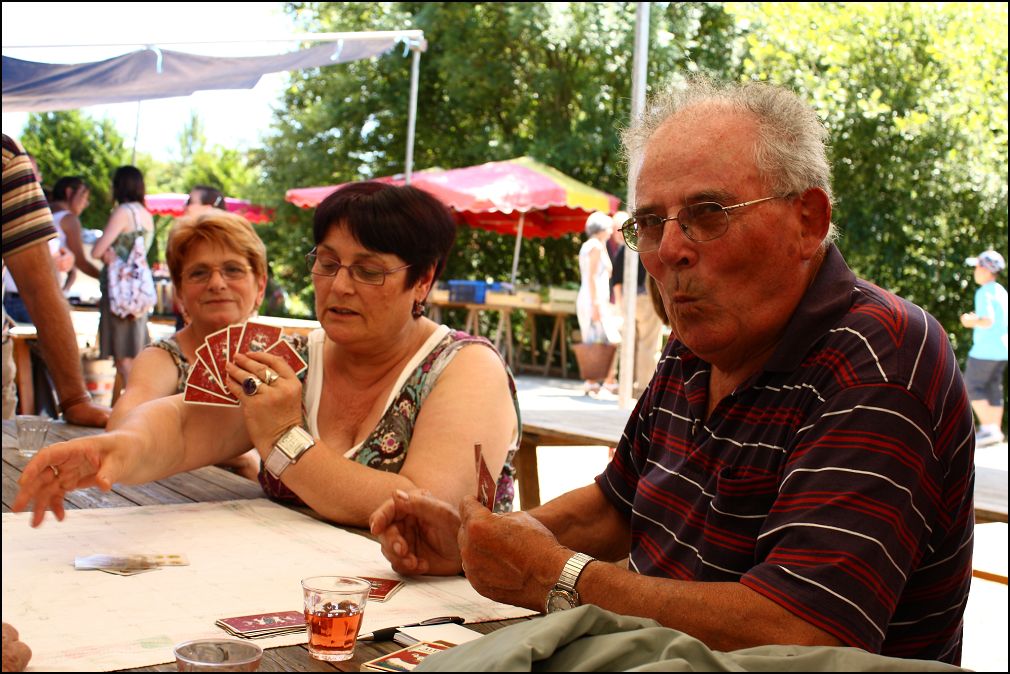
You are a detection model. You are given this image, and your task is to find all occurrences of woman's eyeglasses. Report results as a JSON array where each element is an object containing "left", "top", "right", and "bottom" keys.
[
  {"left": 182, "top": 263, "right": 252, "bottom": 285},
  {"left": 305, "top": 249, "right": 410, "bottom": 286},
  {"left": 621, "top": 196, "right": 784, "bottom": 252}
]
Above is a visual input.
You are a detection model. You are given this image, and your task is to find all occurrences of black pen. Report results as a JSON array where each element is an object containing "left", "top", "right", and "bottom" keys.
[{"left": 358, "top": 615, "right": 465, "bottom": 642}]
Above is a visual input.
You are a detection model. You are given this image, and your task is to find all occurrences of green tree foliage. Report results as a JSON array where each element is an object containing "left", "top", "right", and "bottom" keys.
[
  {"left": 255, "top": 2, "right": 739, "bottom": 316},
  {"left": 725, "top": 1, "right": 1008, "bottom": 358},
  {"left": 20, "top": 111, "right": 130, "bottom": 230},
  {"left": 162, "top": 112, "right": 258, "bottom": 196}
]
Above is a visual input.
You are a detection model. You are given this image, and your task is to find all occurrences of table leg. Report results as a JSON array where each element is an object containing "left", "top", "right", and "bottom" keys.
[
  {"left": 515, "top": 433, "right": 542, "bottom": 510},
  {"left": 542, "top": 316, "right": 562, "bottom": 376}
]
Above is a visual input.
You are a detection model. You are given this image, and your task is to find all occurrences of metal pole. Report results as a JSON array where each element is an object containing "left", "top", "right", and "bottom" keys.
[
  {"left": 404, "top": 45, "right": 421, "bottom": 185},
  {"left": 618, "top": 1, "right": 650, "bottom": 410},
  {"left": 510, "top": 212, "right": 526, "bottom": 287},
  {"left": 131, "top": 100, "right": 141, "bottom": 165}
]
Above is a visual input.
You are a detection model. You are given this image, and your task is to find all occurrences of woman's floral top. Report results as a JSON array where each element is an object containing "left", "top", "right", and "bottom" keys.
[{"left": 259, "top": 329, "right": 520, "bottom": 513}]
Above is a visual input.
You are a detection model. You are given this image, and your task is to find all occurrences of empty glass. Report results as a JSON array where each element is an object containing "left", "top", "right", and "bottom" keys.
[
  {"left": 174, "top": 638, "right": 262, "bottom": 672},
  {"left": 15, "top": 415, "right": 51, "bottom": 458}
]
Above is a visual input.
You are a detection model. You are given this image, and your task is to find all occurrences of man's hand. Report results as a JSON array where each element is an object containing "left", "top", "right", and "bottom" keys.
[
  {"left": 457, "top": 496, "right": 570, "bottom": 611},
  {"left": 370, "top": 490, "right": 463, "bottom": 576},
  {"left": 62, "top": 400, "right": 111, "bottom": 428},
  {"left": 2, "top": 622, "right": 32, "bottom": 671}
]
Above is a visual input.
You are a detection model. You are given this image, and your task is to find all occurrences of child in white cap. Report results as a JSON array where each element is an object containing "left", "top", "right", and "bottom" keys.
[{"left": 960, "top": 250, "right": 1008, "bottom": 446}]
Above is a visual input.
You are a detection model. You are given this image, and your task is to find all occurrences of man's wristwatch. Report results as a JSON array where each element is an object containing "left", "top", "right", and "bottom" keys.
[
  {"left": 264, "top": 425, "right": 316, "bottom": 478},
  {"left": 545, "top": 552, "right": 595, "bottom": 614}
]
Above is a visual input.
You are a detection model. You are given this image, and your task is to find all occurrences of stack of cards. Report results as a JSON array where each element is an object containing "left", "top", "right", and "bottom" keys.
[
  {"left": 361, "top": 641, "right": 454, "bottom": 672},
  {"left": 215, "top": 611, "right": 306, "bottom": 639},
  {"left": 183, "top": 320, "right": 308, "bottom": 407},
  {"left": 360, "top": 576, "right": 405, "bottom": 602},
  {"left": 74, "top": 553, "right": 189, "bottom": 576}
]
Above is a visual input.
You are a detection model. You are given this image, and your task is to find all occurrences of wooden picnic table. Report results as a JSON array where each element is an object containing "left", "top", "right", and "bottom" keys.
[
  {"left": 515, "top": 405, "right": 632, "bottom": 509},
  {"left": 1, "top": 419, "right": 525, "bottom": 672},
  {"left": 430, "top": 299, "right": 577, "bottom": 377}
]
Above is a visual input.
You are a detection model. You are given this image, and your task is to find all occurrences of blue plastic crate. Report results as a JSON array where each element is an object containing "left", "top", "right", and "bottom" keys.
[{"left": 448, "top": 280, "right": 487, "bottom": 304}]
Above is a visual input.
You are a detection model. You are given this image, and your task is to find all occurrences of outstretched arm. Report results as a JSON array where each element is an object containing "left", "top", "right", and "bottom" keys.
[{"left": 14, "top": 394, "right": 251, "bottom": 526}]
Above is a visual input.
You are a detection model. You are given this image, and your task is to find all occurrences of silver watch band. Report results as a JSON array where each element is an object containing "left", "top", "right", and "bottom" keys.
[
  {"left": 557, "top": 552, "right": 594, "bottom": 591},
  {"left": 264, "top": 447, "right": 293, "bottom": 478}
]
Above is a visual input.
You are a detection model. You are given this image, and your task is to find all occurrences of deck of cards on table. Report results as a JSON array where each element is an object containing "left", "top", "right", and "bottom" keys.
[
  {"left": 183, "top": 320, "right": 307, "bottom": 406},
  {"left": 215, "top": 610, "right": 306, "bottom": 639}
]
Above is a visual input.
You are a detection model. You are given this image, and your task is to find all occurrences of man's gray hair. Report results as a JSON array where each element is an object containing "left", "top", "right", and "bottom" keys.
[{"left": 622, "top": 77, "right": 835, "bottom": 239}]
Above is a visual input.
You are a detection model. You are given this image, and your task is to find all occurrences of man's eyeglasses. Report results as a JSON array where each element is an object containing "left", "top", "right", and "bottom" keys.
[
  {"left": 620, "top": 196, "right": 784, "bottom": 252},
  {"left": 306, "top": 249, "right": 410, "bottom": 286},
  {"left": 182, "top": 263, "right": 252, "bottom": 285}
]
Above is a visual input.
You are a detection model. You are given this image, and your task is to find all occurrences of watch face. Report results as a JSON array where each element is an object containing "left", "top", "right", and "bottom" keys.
[{"left": 546, "top": 589, "right": 576, "bottom": 613}]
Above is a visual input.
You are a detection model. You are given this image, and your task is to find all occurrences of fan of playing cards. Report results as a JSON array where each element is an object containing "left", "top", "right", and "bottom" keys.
[{"left": 184, "top": 320, "right": 308, "bottom": 406}]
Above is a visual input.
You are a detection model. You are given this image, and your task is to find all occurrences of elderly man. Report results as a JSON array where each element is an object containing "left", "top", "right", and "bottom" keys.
[{"left": 370, "top": 79, "right": 974, "bottom": 665}]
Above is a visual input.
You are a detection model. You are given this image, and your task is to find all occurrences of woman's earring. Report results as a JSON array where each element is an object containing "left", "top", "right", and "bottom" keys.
[{"left": 412, "top": 299, "right": 426, "bottom": 319}]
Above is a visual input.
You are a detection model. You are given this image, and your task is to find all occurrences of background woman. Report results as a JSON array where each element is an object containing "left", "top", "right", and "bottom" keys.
[
  {"left": 50, "top": 176, "right": 102, "bottom": 282},
  {"left": 16, "top": 182, "right": 521, "bottom": 528},
  {"left": 576, "top": 211, "right": 619, "bottom": 396},
  {"left": 91, "top": 165, "right": 155, "bottom": 392},
  {"left": 108, "top": 211, "right": 268, "bottom": 479}
]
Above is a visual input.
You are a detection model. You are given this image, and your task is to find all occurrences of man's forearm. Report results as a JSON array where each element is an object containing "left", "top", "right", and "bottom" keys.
[
  {"left": 529, "top": 483, "right": 631, "bottom": 561},
  {"left": 5, "top": 246, "right": 89, "bottom": 406},
  {"left": 574, "top": 564, "right": 843, "bottom": 651}
]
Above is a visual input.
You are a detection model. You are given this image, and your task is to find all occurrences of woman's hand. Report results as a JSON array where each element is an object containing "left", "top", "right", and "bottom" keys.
[
  {"left": 53, "top": 246, "right": 76, "bottom": 273},
  {"left": 226, "top": 351, "right": 303, "bottom": 452},
  {"left": 370, "top": 489, "right": 464, "bottom": 576},
  {"left": 12, "top": 434, "right": 130, "bottom": 527}
]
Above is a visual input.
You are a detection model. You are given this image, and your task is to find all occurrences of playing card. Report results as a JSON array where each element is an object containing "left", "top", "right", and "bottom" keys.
[
  {"left": 146, "top": 553, "right": 189, "bottom": 566},
  {"left": 75, "top": 553, "right": 188, "bottom": 572},
  {"left": 361, "top": 641, "right": 453, "bottom": 672},
  {"left": 359, "top": 576, "right": 405, "bottom": 602},
  {"left": 228, "top": 324, "right": 243, "bottom": 361},
  {"left": 97, "top": 567, "right": 160, "bottom": 576},
  {"left": 75, "top": 554, "right": 156, "bottom": 571},
  {"left": 196, "top": 344, "right": 222, "bottom": 387},
  {"left": 184, "top": 385, "right": 240, "bottom": 407},
  {"left": 476, "top": 446, "right": 497, "bottom": 511},
  {"left": 205, "top": 327, "right": 232, "bottom": 385},
  {"left": 216, "top": 610, "right": 305, "bottom": 637},
  {"left": 186, "top": 360, "right": 234, "bottom": 400},
  {"left": 266, "top": 338, "right": 307, "bottom": 376},
  {"left": 236, "top": 321, "right": 283, "bottom": 355}
]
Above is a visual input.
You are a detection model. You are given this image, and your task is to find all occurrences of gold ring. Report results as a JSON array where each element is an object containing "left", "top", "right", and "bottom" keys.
[
  {"left": 48, "top": 465, "right": 60, "bottom": 478},
  {"left": 262, "top": 368, "right": 279, "bottom": 386}
]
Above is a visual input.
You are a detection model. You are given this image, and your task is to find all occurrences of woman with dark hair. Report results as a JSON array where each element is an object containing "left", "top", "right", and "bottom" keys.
[
  {"left": 51, "top": 176, "right": 101, "bottom": 281},
  {"left": 184, "top": 185, "right": 226, "bottom": 217},
  {"left": 91, "top": 165, "right": 155, "bottom": 392},
  {"left": 16, "top": 182, "right": 521, "bottom": 528}
]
